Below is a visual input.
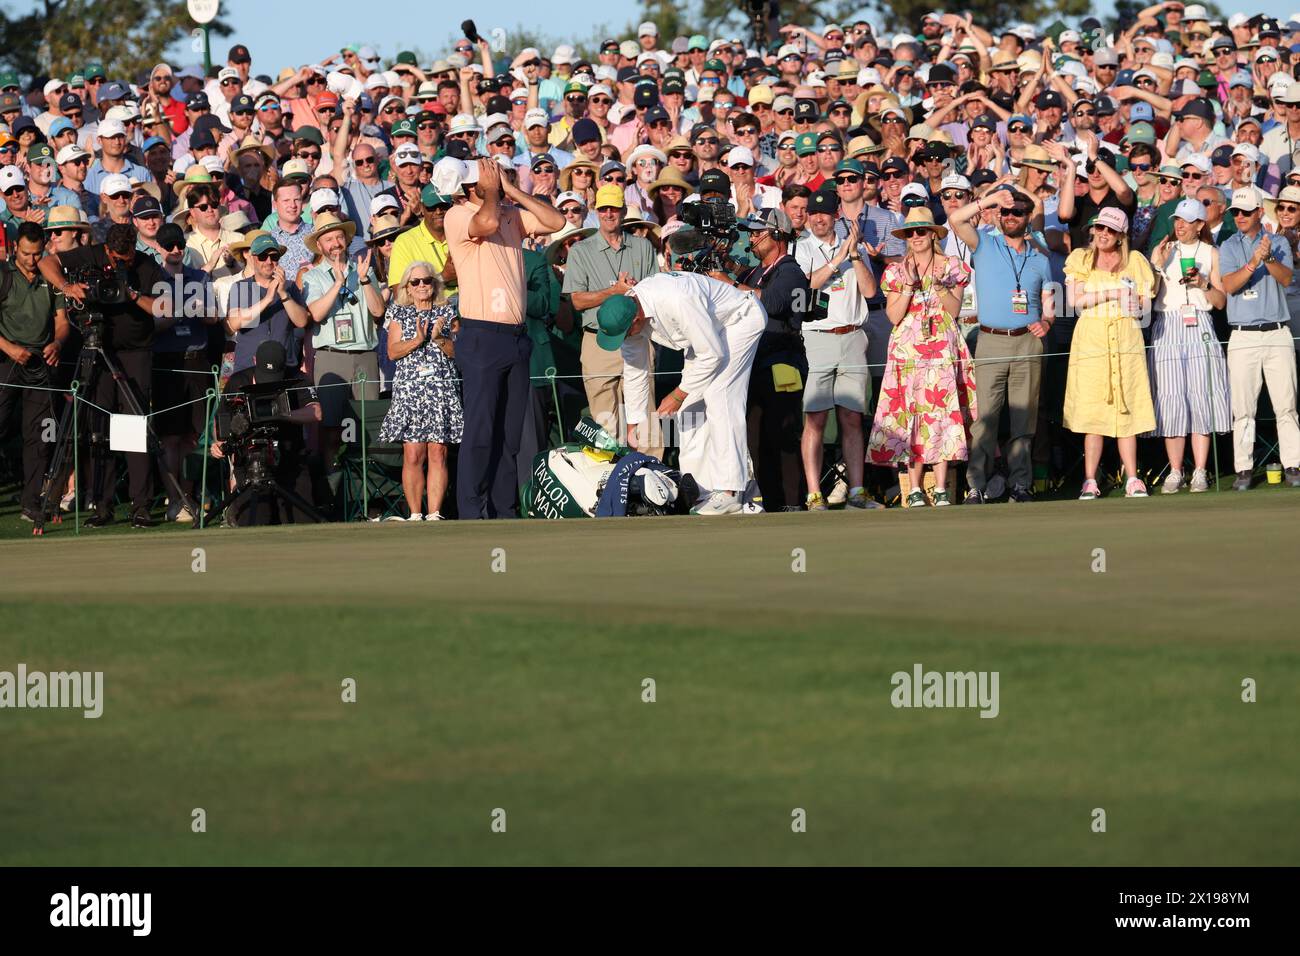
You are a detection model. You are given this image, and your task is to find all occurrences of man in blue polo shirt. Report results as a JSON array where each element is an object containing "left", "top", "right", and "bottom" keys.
[
  {"left": 1218, "top": 187, "right": 1300, "bottom": 489},
  {"left": 949, "top": 186, "right": 1054, "bottom": 503}
]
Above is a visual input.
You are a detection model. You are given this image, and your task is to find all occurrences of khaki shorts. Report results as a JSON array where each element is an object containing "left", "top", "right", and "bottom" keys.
[
  {"left": 313, "top": 348, "right": 380, "bottom": 426},
  {"left": 802, "top": 328, "right": 870, "bottom": 413}
]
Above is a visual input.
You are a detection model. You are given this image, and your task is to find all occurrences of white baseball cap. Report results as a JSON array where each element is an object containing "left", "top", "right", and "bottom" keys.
[
  {"left": 1228, "top": 13, "right": 1249, "bottom": 29},
  {"left": 371, "top": 194, "right": 400, "bottom": 216},
  {"left": 431, "top": 156, "right": 479, "bottom": 195},
  {"left": 555, "top": 190, "right": 586, "bottom": 209},
  {"left": 392, "top": 143, "right": 422, "bottom": 166},
  {"left": 218, "top": 67, "right": 240, "bottom": 83},
  {"left": 588, "top": 83, "right": 613, "bottom": 100},
  {"left": 638, "top": 21, "right": 659, "bottom": 37},
  {"left": 43, "top": 78, "right": 67, "bottom": 97},
  {"left": 98, "top": 118, "right": 127, "bottom": 139},
  {"left": 523, "top": 108, "right": 550, "bottom": 129},
  {"left": 1228, "top": 187, "right": 1261, "bottom": 212},
  {"left": 1183, "top": 4, "right": 1209, "bottom": 19},
  {"left": 56, "top": 144, "right": 90, "bottom": 164},
  {"left": 481, "top": 112, "right": 510, "bottom": 131},
  {"left": 448, "top": 113, "right": 479, "bottom": 136},
  {"left": 940, "top": 173, "right": 972, "bottom": 192},
  {"left": 1174, "top": 198, "right": 1207, "bottom": 222},
  {"left": 364, "top": 74, "right": 389, "bottom": 91},
  {"left": 1181, "top": 153, "right": 1212, "bottom": 175},
  {"left": 100, "top": 173, "right": 132, "bottom": 196},
  {"left": 552, "top": 44, "right": 577, "bottom": 66},
  {"left": 724, "top": 145, "right": 755, "bottom": 167},
  {"left": 309, "top": 188, "right": 341, "bottom": 212},
  {"left": 200, "top": 155, "right": 225, "bottom": 174},
  {"left": 0, "top": 165, "right": 26, "bottom": 191},
  {"left": 1232, "top": 142, "right": 1261, "bottom": 164}
]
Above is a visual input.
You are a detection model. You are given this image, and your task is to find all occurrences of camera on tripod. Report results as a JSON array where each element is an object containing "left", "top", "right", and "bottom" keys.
[
  {"left": 216, "top": 380, "right": 301, "bottom": 485},
  {"left": 671, "top": 199, "right": 740, "bottom": 273},
  {"left": 65, "top": 265, "right": 129, "bottom": 308}
]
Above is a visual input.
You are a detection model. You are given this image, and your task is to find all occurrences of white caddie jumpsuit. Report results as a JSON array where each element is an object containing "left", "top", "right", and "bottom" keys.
[{"left": 622, "top": 272, "right": 768, "bottom": 493}]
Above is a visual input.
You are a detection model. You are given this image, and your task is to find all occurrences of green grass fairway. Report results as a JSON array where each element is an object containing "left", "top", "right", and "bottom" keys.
[{"left": 1, "top": 491, "right": 1298, "bottom": 866}]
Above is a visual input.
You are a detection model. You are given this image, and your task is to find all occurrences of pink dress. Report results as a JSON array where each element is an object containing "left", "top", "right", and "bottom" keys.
[{"left": 867, "top": 260, "right": 979, "bottom": 465}]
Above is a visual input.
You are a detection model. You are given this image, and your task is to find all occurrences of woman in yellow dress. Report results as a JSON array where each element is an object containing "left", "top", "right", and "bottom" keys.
[{"left": 1063, "top": 207, "right": 1157, "bottom": 499}]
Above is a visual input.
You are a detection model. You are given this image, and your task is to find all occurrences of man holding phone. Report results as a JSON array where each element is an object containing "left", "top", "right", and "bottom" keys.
[{"left": 948, "top": 187, "right": 1054, "bottom": 504}]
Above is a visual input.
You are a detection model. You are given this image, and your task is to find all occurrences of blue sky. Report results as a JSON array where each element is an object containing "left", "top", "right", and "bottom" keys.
[{"left": 169, "top": 1, "right": 1300, "bottom": 76}]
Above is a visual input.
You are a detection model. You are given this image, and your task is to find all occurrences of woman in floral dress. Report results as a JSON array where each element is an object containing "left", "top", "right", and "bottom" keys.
[
  {"left": 867, "top": 208, "right": 979, "bottom": 507},
  {"left": 379, "top": 261, "right": 463, "bottom": 521}
]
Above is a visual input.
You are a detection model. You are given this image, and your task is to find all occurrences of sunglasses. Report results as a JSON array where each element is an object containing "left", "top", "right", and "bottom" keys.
[
  {"left": 1073, "top": 109, "right": 1095, "bottom": 117},
  {"left": 158, "top": 241, "right": 186, "bottom": 253},
  {"left": 306, "top": 76, "right": 325, "bottom": 86},
  {"left": 408, "top": 276, "right": 435, "bottom": 287},
  {"left": 729, "top": 162, "right": 753, "bottom": 171},
  {"left": 3, "top": 185, "right": 26, "bottom": 196},
  {"left": 603, "top": 174, "right": 626, "bottom": 183},
  {"left": 881, "top": 171, "right": 906, "bottom": 180},
  {"left": 940, "top": 190, "right": 969, "bottom": 201},
  {"left": 221, "top": 79, "right": 241, "bottom": 87},
  {"left": 65, "top": 110, "right": 83, "bottom": 119},
  {"left": 1279, "top": 203, "right": 1300, "bottom": 213},
  {"left": 566, "top": 94, "right": 587, "bottom": 102},
  {"left": 816, "top": 144, "right": 842, "bottom": 153},
  {"left": 750, "top": 103, "right": 771, "bottom": 112},
  {"left": 1182, "top": 171, "right": 1205, "bottom": 180},
  {"left": 533, "top": 165, "right": 558, "bottom": 175},
  {"left": 297, "top": 149, "right": 322, "bottom": 160},
  {"left": 829, "top": 107, "right": 850, "bottom": 115},
  {"left": 418, "top": 123, "right": 437, "bottom": 130},
  {"left": 86, "top": 77, "right": 104, "bottom": 85},
  {"left": 590, "top": 96, "right": 612, "bottom": 105},
  {"left": 1136, "top": 79, "right": 1157, "bottom": 87},
  {"left": 1231, "top": 208, "right": 1258, "bottom": 217},
  {"left": 189, "top": 202, "right": 214, "bottom": 212},
  {"left": 1008, "top": 125, "right": 1030, "bottom": 133},
  {"left": 1090, "top": 224, "right": 1119, "bottom": 234},
  {"left": 668, "top": 150, "right": 693, "bottom": 159},
  {"left": 695, "top": 136, "right": 719, "bottom": 145},
  {"left": 897, "top": 228, "right": 930, "bottom": 238},
  {"left": 835, "top": 174, "right": 862, "bottom": 184},
  {"left": 1001, "top": 208, "right": 1031, "bottom": 218},
  {"left": 649, "top": 119, "right": 671, "bottom": 128},
  {"left": 1131, "top": 162, "right": 1153, "bottom": 171},
  {"left": 381, "top": 107, "right": 402, "bottom": 115},
  {"left": 634, "top": 158, "right": 661, "bottom": 167}
]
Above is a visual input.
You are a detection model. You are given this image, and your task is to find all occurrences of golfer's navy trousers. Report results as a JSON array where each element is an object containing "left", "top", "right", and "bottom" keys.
[{"left": 455, "top": 318, "right": 532, "bottom": 519}]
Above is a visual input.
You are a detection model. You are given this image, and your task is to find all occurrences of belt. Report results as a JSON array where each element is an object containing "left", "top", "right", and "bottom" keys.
[
  {"left": 978, "top": 325, "right": 1029, "bottom": 337},
  {"left": 810, "top": 325, "right": 861, "bottom": 335},
  {"left": 462, "top": 318, "right": 526, "bottom": 335},
  {"left": 1232, "top": 322, "right": 1286, "bottom": 332}
]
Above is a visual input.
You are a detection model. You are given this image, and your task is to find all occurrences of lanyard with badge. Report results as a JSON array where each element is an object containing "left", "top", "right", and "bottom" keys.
[
  {"left": 954, "top": 234, "right": 976, "bottom": 314},
  {"left": 332, "top": 264, "right": 357, "bottom": 345},
  {"left": 1001, "top": 238, "right": 1032, "bottom": 318}
]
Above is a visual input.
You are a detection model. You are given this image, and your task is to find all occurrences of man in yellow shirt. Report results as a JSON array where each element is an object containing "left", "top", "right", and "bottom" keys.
[{"left": 387, "top": 185, "right": 456, "bottom": 293}]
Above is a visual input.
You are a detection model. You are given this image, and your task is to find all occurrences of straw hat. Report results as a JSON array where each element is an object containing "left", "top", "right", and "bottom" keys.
[
  {"left": 1018, "top": 143, "right": 1055, "bottom": 171},
  {"left": 543, "top": 222, "right": 596, "bottom": 265},
  {"left": 220, "top": 209, "right": 254, "bottom": 233},
  {"left": 305, "top": 212, "right": 357, "bottom": 254},
  {"left": 366, "top": 214, "right": 405, "bottom": 245},
  {"left": 228, "top": 228, "right": 269, "bottom": 256},
  {"left": 173, "top": 166, "right": 215, "bottom": 200},
  {"left": 891, "top": 207, "right": 948, "bottom": 241},
  {"left": 44, "top": 204, "right": 89, "bottom": 231},
  {"left": 621, "top": 213, "right": 662, "bottom": 244},
  {"left": 233, "top": 135, "right": 276, "bottom": 167},
  {"left": 647, "top": 167, "right": 692, "bottom": 199}
]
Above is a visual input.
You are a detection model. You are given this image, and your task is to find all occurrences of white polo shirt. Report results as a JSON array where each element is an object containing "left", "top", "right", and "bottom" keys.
[{"left": 794, "top": 230, "right": 870, "bottom": 330}]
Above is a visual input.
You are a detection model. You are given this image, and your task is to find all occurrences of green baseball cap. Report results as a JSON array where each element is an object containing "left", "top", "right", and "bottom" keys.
[
  {"left": 67, "top": 73, "right": 86, "bottom": 88},
  {"left": 390, "top": 118, "right": 416, "bottom": 138},
  {"left": 0, "top": 72, "right": 19, "bottom": 90},
  {"left": 396, "top": 51, "right": 417, "bottom": 66},
  {"left": 596, "top": 294, "right": 639, "bottom": 351},
  {"left": 292, "top": 125, "right": 325, "bottom": 146},
  {"left": 703, "top": 58, "right": 726, "bottom": 73},
  {"left": 84, "top": 62, "right": 106, "bottom": 80},
  {"left": 1122, "top": 121, "right": 1156, "bottom": 146},
  {"left": 420, "top": 184, "right": 453, "bottom": 208},
  {"left": 834, "top": 158, "right": 865, "bottom": 175},
  {"left": 249, "top": 234, "right": 287, "bottom": 257},
  {"left": 794, "top": 132, "right": 819, "bottom": 156},
  {"left": 688, "top": 34, "right": 709, "bottom": 51},
  {"left": 27, "top": 143, "right": 55, "bottom": 164},
  {"left": 564, "top": 80, "right": 586, "bottom": 96}
]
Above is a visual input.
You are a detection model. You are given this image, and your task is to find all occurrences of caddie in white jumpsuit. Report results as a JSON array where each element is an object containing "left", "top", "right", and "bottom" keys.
[{"left": 595, "top": 271, "right": 767, "bottom": 515}]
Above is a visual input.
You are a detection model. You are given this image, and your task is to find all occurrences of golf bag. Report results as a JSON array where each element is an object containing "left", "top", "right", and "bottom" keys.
[{"left": 521, "top": 418, "right": 693, "bottom": 518}]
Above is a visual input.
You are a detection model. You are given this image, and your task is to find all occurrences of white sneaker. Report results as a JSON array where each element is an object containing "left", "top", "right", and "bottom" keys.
[
  {"left": 1161, "top": 470, "right": 1185, "bottom": 495},
  {"left": 59, "top": 492, "right": 75, "bottom": 512},
  {"left": 827, "top": 474, "right": 849, "bottom": 506},
  {"left": 407, "top": 512, "right": 424, "bottom": 521},
  {"left": 1189, "top": 469, "right": 1210, "bottom": 493},
  {"left": 1125, "top": 477, "right": 1149, "bottom": 498},
  {"left": 691, "top": 491, "right": 742, "bottom": 515},
  {"left": 174, "top": 505, "right": 194, "bottom": 523},
  {"left": 426, "top": 512, "right": 444, "bottom": 520},
  {"left": 383, "top": 514, "right": 409, "bottom": 522}
]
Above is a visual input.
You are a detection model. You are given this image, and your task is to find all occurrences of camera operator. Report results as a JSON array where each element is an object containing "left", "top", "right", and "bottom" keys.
[
  {"left": 0, "top": 222, "right": 70, "bottom": 522},
  {"left": 707, "top": 206, "right": 810, "bottom": 510},
  {"left": 212, "top": 339, "right": 322, "bottom": 526},
  {"left": 44, "top": 222, "right": 172, "bottom": 527}
]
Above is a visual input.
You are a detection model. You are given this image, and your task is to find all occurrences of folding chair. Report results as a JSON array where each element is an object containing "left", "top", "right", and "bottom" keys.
[{"left": 338, "top": 397, "right": 405, "bottom": 521}]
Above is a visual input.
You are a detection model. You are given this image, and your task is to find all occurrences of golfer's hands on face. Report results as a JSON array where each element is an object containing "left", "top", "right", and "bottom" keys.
[{"left": 477, "top": 158, "right": 502, "bottom": 196}]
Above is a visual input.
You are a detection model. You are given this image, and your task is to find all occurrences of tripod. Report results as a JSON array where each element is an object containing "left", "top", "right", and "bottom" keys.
[
  {"left": 204, "top": 437, "right": 326, "bottom": 527},
  {"left": 34, "top": 315, "right": 199, "bottom": 535}
]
